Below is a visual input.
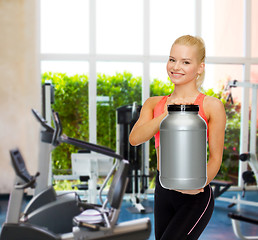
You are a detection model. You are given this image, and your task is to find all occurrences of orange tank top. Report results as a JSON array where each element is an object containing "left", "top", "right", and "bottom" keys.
[{"left": 153, "top": 93, "right": 208, "bottom": 148}]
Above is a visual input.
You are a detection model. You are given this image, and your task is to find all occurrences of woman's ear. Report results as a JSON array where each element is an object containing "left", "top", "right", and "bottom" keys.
[{"left": 198, "top": 62, "right": 205, "bottom": 75}]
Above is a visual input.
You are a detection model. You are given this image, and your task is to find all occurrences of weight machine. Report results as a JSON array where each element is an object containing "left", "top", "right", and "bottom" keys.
[
  {"left": 116, "top": 103, "right": 150, "bottom": 213},
  {"left": 39, "top": 82, "right": 112, "bottom": 204},
  {"left": 0, "top": 109, "right": 151, "bottom": 239},
  {"left": 224, "top": 80, "right": 258, "bottom": 240},
  {"left": 40, "top": 83, "right": 151, "bottom": 213},
  {"left": 35, "top": 81, "right": 55, "bottom": 195}
]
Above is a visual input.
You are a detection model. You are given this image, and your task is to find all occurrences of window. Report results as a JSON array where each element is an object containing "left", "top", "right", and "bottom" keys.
[
  {"left": 40, "top": 0, "right": 89, "bottom": 54},
  {"left": 251, "top": 0, "right": 258, "bottom": 57},
  {"left": 40, "top": 0, "right": 258, "bottom": 182},
  {"left": 41, "top": 61, "right": 89, "bottom": 76},
  {"left": 96, "top": 0, "right": 143, "bottom": 55},
  {"left": 150, "top": 0, "right": 195, "bottom": 55},
  {"left": 204, "top": 64, "right": 243, "bottom": 92},
  {"left": 202, "top": 0, "right": 244, "bottom": 57}
]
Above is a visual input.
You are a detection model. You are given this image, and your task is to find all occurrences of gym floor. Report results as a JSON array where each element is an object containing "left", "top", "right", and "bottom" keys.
[{"left": 0, "top": 190, "right": 257, "bottom": 239}]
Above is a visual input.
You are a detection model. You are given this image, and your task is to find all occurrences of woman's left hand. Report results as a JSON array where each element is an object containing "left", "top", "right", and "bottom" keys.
[{"left": 174, "top": 188, "right": 204, "bottom": 195}]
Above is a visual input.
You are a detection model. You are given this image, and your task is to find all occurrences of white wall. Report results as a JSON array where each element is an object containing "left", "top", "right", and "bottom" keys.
[{"left": 0, "top": 0, "right": 40, "bottom": 193}]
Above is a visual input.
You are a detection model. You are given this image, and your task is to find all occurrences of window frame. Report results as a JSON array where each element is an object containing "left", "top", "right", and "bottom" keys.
[{"left": 39, "top": 0, "right": 257, "bottom": 186}]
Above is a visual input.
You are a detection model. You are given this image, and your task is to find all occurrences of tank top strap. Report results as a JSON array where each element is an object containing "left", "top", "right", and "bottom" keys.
[
  {"left": 194, "top": 92, "right": 206, "bottom": 105},
  {"left": 194, "top": 93, "right": 208, "bottom": 124},
  {"left": 153, "top": 95, "right": 170, "bottom": 118},
  {"left": 153, "top": 95, "right": 170, "bottom": 148}
]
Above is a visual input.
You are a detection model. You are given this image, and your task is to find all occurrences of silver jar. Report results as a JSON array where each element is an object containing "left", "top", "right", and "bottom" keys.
[{"left": 159, "top": 105, "right": 207, "bottom": 190}]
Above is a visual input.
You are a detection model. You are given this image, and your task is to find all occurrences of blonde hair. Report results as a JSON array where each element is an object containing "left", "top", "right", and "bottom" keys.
[{"left": 173, "top": 35, "right": 206, "bottom": 89}]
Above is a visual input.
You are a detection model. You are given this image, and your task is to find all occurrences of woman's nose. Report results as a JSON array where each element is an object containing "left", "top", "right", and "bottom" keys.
[{"left": 173, "top": 61, "right": 180, "bottom": 70}]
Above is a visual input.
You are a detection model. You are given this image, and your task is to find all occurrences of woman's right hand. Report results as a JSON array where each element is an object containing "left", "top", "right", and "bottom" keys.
[
  {"left": 129, "top": 96, "right": 165, "bottom": 146},
  {"left": 164, "top": 96, "right": 195, "bottom": 112}
]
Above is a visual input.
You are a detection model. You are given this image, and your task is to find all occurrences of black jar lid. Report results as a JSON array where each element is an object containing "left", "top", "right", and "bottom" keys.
[{"left": 167, "top": 104, "right": 199, "bottom": 112}]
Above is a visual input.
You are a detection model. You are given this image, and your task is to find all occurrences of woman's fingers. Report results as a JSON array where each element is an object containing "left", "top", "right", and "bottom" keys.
[
  {"left": 167, "top": 97, "right": 194, "bottom": 105},
  {"left": 173, "top": 188, "right": 204, "bottom": 195}
]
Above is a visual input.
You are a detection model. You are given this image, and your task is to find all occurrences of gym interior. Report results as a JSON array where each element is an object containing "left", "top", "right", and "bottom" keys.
[{"left": 0, "top": 1, "right": 258, "bottom": 239}]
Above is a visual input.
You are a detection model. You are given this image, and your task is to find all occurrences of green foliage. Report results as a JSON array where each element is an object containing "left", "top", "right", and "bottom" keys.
[
  {"left": 42, "top": 72, "right": 89, "bottom": 173},
  {"left": 202, "top": 88, "right": 241, "bottom": 180},
  {"left": 150, "top": 78, "right": 174, "bottom": 97},
  {"left": 96, "top": 72, "right": 142, "bottom": 149},
  {"left": 42, "top": 72, "right": 242, "bottom": 182}
]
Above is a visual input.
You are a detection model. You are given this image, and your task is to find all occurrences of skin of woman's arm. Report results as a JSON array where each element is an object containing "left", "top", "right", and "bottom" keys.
[
  {"left": 178, "top": 96, "right": 226, "bottom": 195},
  {"left": 204, "top": 96, "right": 226, "bottom": 185},
  {"left": 129, "top": 96, "right": 167, "bottom": 146}
]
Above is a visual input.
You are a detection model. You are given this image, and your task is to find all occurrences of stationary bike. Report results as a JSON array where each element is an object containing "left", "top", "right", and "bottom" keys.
[{"left": 0, "top": 109, "right": 151, "bottom": 239}]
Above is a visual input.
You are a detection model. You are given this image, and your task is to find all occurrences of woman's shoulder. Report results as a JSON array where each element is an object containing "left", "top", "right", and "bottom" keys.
[
  {"left": 203, "top": 95, "right": 225, "bottom": 117},
  {"left": 204, "top": 95, "right": 224, "bottom": 106},
  {"left": 143, "top": 96, "right": 166, "bottom": 108}
]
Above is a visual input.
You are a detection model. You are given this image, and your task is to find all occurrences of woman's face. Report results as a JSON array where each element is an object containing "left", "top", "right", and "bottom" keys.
[{"left": 166, "top": 43, "right": 204, "bottom": 86}]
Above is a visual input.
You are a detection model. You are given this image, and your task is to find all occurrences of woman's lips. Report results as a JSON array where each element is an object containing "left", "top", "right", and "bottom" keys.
[{"left": 171, "top": 72, "right": 184, "bottom": 78}]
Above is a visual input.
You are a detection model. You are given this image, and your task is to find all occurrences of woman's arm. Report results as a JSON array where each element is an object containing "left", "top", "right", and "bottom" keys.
[
  {"left": 129, "top": 97, "right": 167, "bottom": 146},
  {"left": 205, "top": 97, "right": 226, "bottom": 185},
  {"left": 177, "top": 97, "right": 226, "bottom": 195}
]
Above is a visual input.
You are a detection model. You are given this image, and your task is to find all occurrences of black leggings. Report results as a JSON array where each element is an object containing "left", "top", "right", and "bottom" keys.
[{"left": 154, "top": 171, "right": 214, "bottom": 240}]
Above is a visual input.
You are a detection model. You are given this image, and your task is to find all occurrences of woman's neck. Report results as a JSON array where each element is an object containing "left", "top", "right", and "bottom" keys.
[{"left": 171, "top": 86, "right": 200, "bottom": 99}]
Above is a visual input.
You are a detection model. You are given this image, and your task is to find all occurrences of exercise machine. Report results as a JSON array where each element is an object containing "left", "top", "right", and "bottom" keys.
[
  {"left": 224, "top": 80, "right": 258, "bottom": 239},
  {"left": 210, "top": 80, "right": 258, "bottom": 207},
  {"left": 0, "top": 148, "right": 151, "bottom": 240},
  {"left": 227, "top": 153, "right": 258, "bottom": 240},
  {"left": 71, "top": 151, "right": 113, "bottom": 203},
  {"left": 39, "top": 83, "right": 112, "bottom": 204},
  {"left": 228, "top": 212, "right": 258, "bottom": 240},
  {"left": 210, "top": 180, "right": 233, "bottom": 199},
  {"left": 72, "top": 158, "right": 151, "bottom": 240},
  {"left": 35, "top": 82, "right": 55, "bottom": 195},
  {"left": 0, "top": 148, "right": 74, "bottom": 240},
  {"left": 0, "top": 110, "right": 151, "bottom": 239},
  {"left": 116, "top": 102, "right": 150, "bottom": 213},
  {"left": 1, "top": 108, "right": 121, "bottom": 236},
  {"left": 226, "top": 80, "right": 258, "bottom": 186}
]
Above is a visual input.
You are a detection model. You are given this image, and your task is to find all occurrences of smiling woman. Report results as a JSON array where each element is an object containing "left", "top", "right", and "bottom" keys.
[
  {"left": 129, "top": 35, "right": 226, "bottom": 240},
  {"left": 167, "top": 38, "right": 205, "bottom": 90},
  {"left": 168, "top": 36, "right": 206, "bottom": 89}
]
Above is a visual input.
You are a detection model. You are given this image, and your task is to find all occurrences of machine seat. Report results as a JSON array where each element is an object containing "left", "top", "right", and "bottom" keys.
[{"left": 210, "top": 179, "right": 233, "bottom": 198}]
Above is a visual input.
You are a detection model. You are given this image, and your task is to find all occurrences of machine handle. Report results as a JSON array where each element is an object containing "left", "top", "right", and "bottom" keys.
[
  {"left": 31, "top": 109, "right": 54, "bottom": 133},
  {"left": 239, "top": 153, "right": 251, "bottom": 162},
  {"left": 228, "top": 212, "right": 258, "bottom": 225},
  {"left": 32, "top": 108, "right": 124, "bottom": 160},
  {"left": 15, "top": 172, "right": 40, "bottom": 190},
  {"left": 51, "top": 110, "right": 62, "bottom": 146},
  {"left": 61, "top": 135, "right": 123, "bottom": 160}
]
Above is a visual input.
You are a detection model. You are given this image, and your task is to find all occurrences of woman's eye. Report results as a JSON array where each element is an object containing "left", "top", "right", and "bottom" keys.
[
  {"left": 169, "top": 58, "right": 176, "bottom": 62},
  {"left": 183, "top": 61, "right": 190, "bottom": 65}
]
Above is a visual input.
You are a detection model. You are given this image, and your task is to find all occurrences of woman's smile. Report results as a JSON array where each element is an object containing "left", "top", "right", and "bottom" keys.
[{"left": 171, "top": 72, "right": 185, "bottom": 79}]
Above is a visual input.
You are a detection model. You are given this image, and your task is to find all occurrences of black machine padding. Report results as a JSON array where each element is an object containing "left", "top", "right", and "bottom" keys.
[
  {"left": 107, "top": 160, "right": 129, "bottom": 209},
  {"left": 10, "top": 149, "right": 33, "bottom": 184}
]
